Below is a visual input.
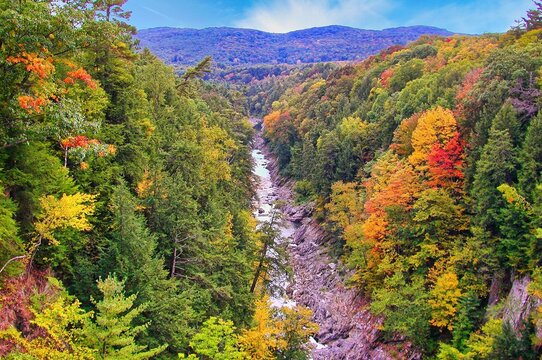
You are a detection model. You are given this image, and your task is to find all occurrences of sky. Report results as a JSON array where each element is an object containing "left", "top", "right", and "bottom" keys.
[{"left": 124, "top": 0, "right": 534, "bottom": 34}]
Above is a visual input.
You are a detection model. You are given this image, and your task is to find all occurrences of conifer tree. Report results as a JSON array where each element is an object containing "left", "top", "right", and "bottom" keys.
[
  {"left": 83, "top": 275, "right": 167, "bottom": 359},
  {"left": 491, "top": 102, "right": 521, "bottom": 146},
  {"left": 106, "top": 183, "right": 195, "bottom": 354},
  {"left": 471, "top": 127, "right": 517, "bottom": 233},
  {"left": 518, "top": 112, "right": 542, "bottom": 199}
]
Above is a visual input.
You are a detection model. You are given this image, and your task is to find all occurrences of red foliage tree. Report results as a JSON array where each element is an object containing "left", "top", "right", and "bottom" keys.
[{"left": 427, "top": 132, "right": 465, "bottom": 191}]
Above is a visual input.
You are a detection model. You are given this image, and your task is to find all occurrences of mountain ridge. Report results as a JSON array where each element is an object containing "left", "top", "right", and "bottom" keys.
[{"left": 135, "top": 25, "right": 454, "bottom": 67}]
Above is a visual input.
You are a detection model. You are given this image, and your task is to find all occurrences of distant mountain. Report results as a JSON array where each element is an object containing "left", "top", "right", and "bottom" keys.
[{"left": 135, "top": 25, "right": 454, "bottom": 67}]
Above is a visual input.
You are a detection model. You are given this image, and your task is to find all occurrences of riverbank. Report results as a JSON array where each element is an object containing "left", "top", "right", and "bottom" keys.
[{"left": 251, "top": 120, "right": 420, "bottom": 360}]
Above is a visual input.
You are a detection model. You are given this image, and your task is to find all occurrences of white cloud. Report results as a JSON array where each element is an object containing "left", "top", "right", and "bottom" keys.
[
  {"left": 236, "top": 0, "right": 394, "bottom": 33},
  {"left": 406, "top": 0, "right": 533, "bottom": 34},
  {"left": 235, "top": 0, "right": 534, "bottom": 34}
]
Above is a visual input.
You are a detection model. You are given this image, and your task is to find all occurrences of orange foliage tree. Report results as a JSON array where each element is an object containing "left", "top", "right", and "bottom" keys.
[{"left": 409, "top": 107, "right": 459, "bottom": 171}]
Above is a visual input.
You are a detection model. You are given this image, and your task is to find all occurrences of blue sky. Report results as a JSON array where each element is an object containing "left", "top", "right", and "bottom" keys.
[{"left": 125, "top": 0, "right": 534, "bottom": 34}]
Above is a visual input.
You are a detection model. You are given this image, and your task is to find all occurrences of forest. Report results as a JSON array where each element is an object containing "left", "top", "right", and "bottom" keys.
[
  {"left": 261, "top": 2, "right": 542, "bottom": 358},
  {"left": 0, "top": 1, "right": 317, "bottom": 359},
  {"left": 135, "top": 25, "right": 452, "bottom": 68},
  {"left": 3, "top": 0, "right": 542, "bottom": 359}
]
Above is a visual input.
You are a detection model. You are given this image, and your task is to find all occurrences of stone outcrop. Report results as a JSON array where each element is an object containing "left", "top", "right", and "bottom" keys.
[{"left": 503, "top": 275, "right": 542, "bottom": 337}]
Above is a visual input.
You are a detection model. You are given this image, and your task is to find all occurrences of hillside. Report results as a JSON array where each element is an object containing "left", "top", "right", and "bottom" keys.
[
  {"left": 261, "top": 24, "right": 542, "bottom": 358},
  {"left": 135, "top": 25, "right": 453, "bottom": 67}
]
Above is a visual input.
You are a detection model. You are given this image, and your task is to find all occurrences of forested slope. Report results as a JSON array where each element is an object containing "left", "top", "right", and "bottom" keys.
[
  {"left": 5, "top": 1, "right": 542, "bottom": 359},
  {"left": 261, "top": 7, "right": 542, "bottom": 358},
  {"left": 136, "top": 25, "right": 453, "bottom": 67},
  {"left": 0, "top": 1, "right": 317, "bottom": 359}
]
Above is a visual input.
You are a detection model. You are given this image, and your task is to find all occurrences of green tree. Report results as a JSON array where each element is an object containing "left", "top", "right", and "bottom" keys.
[
  {"left": 451, "top": 293, "right": 481, "bottom": 351},
  {"left": 496, "top": 184, "right": 535, "bottom": 271},
  {"left": 490, "top": 322, "right": 536, "bottom": 360},
  {"left": 518, "top": 112, "right": 542, "bottom": 199},
  {"left": 389, "top": 59, "right": 425, "bottom": 93},
  {"left": 491, "top": 102, "right": 521, "bottom": 145},
  {"left": 83, "top": 275, "right": 167, "bottom": 359},
  {"left": 105, "top": 183, "right": 196, "bottom": 354},
  {"left": 471, "top": 127, "right": 517, "bottom": 234},
  {"left": 181, "top": 317, "right": 246, "bottom": 360},
  {"left": 0, "top": 186, "right": 23, "bottom": 277},
  {"left": 371, "top": 273, "right": 434, "bottom": 351}
]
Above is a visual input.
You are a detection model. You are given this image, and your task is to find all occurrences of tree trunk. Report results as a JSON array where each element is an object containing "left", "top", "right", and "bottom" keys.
[{"left": 250, "top": 240, "right": 269, "bottom": 293}]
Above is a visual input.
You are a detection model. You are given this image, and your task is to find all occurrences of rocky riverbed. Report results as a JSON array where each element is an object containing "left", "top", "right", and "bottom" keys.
[{"left": 251, "top": 119, "right": 420, "bottom": 360}]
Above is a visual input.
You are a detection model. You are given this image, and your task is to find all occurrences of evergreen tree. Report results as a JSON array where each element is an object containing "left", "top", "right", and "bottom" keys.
[
  {"left": 490, "top": 322, "right": 536, "bottom": 360},
  {"left": 0, "top": 187, "right": 23, "bottom": 277},
  {"left": 83, "top": 275, "right": 167, "bottom": 359},
  {"left": 471, "top": 127, "right": 517, "bottom": 234},
  {"left": 107, "top": 183, "right": 196, "bottom": 354},
  {"left": 491, "top": 102, "right": 521, "bottom": 146},
  {"left": 496, "top": 184, "right": 534, "bottom": 270},
  {"left": 518, "top": 112, "right": 542, "bottom": 199},
  {"left": 451, "top": 292, "right": 481, "bottom": 351}
]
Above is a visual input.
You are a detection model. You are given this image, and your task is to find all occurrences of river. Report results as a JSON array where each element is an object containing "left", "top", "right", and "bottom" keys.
[
  {"left": 251, "top": 144, "right": 296, "bottom": 308},
  {"left": 251, "top": 121, "right": 326, "bottom": 355},
  {"left": 250, "top": 120, "right": 419, "bottom": 360}
]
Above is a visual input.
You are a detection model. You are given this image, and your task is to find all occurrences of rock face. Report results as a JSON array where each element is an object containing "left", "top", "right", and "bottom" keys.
[
  {"left": 254, "top": 124, "right": 421, "bottom": 360},
  {"left": 503, "top": 275, "right": 542, "bottom": 336}
]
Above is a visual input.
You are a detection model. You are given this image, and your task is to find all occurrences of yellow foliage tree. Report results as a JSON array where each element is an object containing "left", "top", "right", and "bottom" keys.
[
  {"left": 409, "top": 107, "right": 458, "bottom": 171},
  {"left": 528, "top": 267, "right": 542, "bottom": 345},
  {"left": 277, "top": 305, "right": 319, "bottom": 358},
  {"left": 0, "top": 192, "right": 95, "bottom": 274},
  {"left": 429, "top": 272, "right": 462, "bottom": 330},
  {"left": 0, "top": 296, "right": 95, "bottom": 359},
  {"left": 239, "top": 294, "right": 318, "bottom": 360},
  {"left": 326, "top": 181, "right": 363, "bottom": 230},
  {"left": 465, "top": 319, "right": 503, "bottom": 358},
  {"left": 239, "top": 295, "right": 284, "bottom": 359},
  {"left": 34, "top": 193, "right": 96, "bottom": 246},
  {"left": 200, "top": 124, "right": 237, "bottom": 185}
]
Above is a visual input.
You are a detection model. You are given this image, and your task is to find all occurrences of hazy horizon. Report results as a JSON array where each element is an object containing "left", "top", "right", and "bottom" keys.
[{"left": 136, "top": 24, "right": 456, "bottom": 34}]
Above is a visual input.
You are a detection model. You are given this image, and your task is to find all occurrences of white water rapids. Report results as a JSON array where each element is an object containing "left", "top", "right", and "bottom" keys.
[
  {"left": 251, "top": 139, "right": 327, "bottom": 353},
  {"left": 251, "top": 147, "right": 296, "bottom": 308}
]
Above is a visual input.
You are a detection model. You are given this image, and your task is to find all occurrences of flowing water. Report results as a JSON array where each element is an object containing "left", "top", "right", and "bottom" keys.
[
  {"left": 251, "top": 129, "right": 327, "bottom": 354},
  {"left": 251, "top": 146, "right": 296, "bottom": 308}
]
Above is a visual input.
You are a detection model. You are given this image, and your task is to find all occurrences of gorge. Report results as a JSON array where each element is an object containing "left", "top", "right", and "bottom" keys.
[
  {"left": 2, "top": 1, "right": 542, "bottom": 359},
  {"left": 252, "top": 119, "right": 420, "bottom": 359}
]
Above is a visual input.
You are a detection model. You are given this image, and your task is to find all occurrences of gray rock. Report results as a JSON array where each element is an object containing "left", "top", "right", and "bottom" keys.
[{"left": 503, "top": 275, "right": 542, "bottom": 336}]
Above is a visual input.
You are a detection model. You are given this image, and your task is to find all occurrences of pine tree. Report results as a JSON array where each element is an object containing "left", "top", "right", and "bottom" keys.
[
  {"left": 106, "top": 183, "right": 195, "bottom": 354},
  {"left": 0, "top": 187, "right": 23, "bottom": 277},
  {"left": 521, "top": 1, "right": 542, "bottom": 30},
  {"left": 490, "top": 322, "right": 536, "bottom": 359},
  {"left": 471, "top": 127, "right": 517, "bottom": 234},
  {"left": 83, "top": 275, "right": 167, "bottom": 359},
  {"left": 496, "top": 184, "right": 534, "bottom": 270},
  {"left": 451, "top": 292, "right": 481, "bottom": 351},
  {"left": 491, "top": 102, "right": 521, "bottom": 146},
  {"left": 518, "top": 112, "right": 542, "bottom": 199}
]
